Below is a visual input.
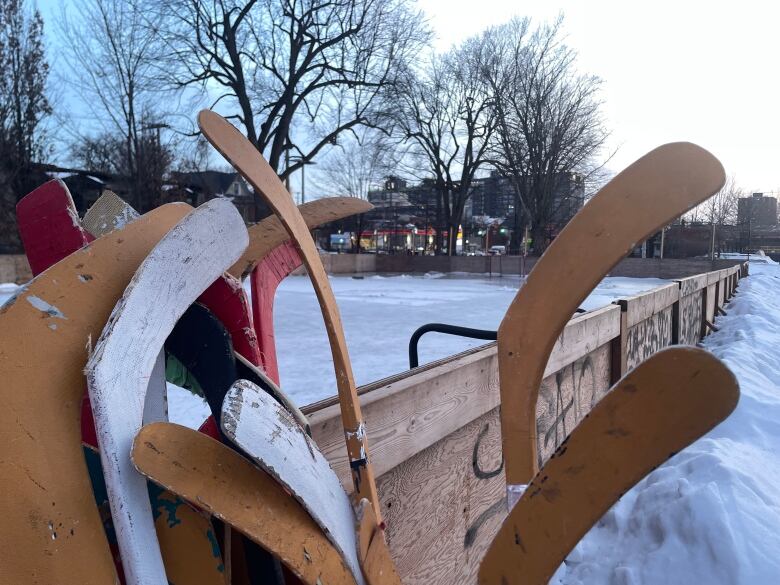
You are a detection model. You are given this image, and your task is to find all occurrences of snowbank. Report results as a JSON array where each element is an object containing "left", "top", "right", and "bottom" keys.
[
  {"left": 553, "top": 263, "right": 780, "bottom": 584},
  {"left": 720, "top": 251, "right": 778, "bottom": 265}
]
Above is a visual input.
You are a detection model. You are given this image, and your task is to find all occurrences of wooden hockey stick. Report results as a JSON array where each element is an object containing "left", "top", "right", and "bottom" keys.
[
  {"left": 221, "top": 379, "right": 365, "bottom": 585},
  {"left": 132, "top": 422, "right": 358, "bottom": 585},
  {"left": 0, "top": 203, "right": 190, "bottom": 585},
  {"left": 82, "top": 190, "right": 141, "bottom": 237},
  {"left": 78, "top": 197, "right": 228, "bottom": 585},
  {"left": 16, "top": 179, "right": 94, "bottom": 275},
  {"left": 498, "top": 143, "right": 725, "bottom": 497},
  {"left": 86, "top": 199, "right": 248, "bottom": 585},
  {"left": 228, "top": 197, "right": 373, "bottom": 279},
  {"left": 479, "top": 347, "right": 739, "bottom": 585},
  {"left": 355, "top": 499, "right": 403, "bottom": 585},
  {"left": 199, "top": 110, "right": 382, "bottom": 520},
  {"left": 16, "top": 188, "right": 222, "bottom": 584}
]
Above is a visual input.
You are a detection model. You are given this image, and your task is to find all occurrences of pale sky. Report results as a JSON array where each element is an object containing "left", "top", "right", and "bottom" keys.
[
  {"left": 419, "top": 0, "right": 780, "bottom": 194},
  {"left": 38, "top": 0, "right": 780, "bottom": 195}
]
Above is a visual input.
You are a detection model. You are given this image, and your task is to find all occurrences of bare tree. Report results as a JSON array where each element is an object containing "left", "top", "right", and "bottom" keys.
[
  {"left": 701, "top": 175, "right": 741, "bottom": 258},
  {"left": 153, "top": 0, "right": 430, "bottom": 180},
  {"left": 484, "top": 17, "right": 609, "bottom": 254},
  {"left": 392, "top": 35, "right": 496, "bottom": 255},
  {"left": 0, "top": 0, "right": 51, "bottom": 248},
  {"left": 315, "top": 128, "right": 396, "bottom": 251},
  {"left": 60, "top": 0, "right": 169, "bottom": 211},
  {"left": 317, "top": 127, "right": 396, "bottom": 199}
]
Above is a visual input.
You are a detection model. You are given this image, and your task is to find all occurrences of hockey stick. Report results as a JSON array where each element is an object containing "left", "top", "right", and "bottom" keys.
[
  {"left": 132, "top": 422, "right": 358, "bottom": 585},
  {"left": 498, "top": 143, "right": 725, "bottom": 498},
  {"left": 221, "top": 379, "right": 365, "bottom": 585},
  {"left": 0, "top": 203, "right": 191, "bottom": 584},
  {"left": 479, "top": 347, "right": 739, "bottom": 584},
  {"left": 199, "top": 110, "right": 382, "bottom": 522},
  {"left": 86, "top": 199, "right": 247, "bottom": 585}
]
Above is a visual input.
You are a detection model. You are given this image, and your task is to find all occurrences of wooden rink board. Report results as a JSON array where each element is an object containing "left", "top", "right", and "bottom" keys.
[
  {"left": 307, "top": 265, "right": 746, "bottom": 585},
  {"left": 0, "top": 203, "right": 191, "bottom": 585}
]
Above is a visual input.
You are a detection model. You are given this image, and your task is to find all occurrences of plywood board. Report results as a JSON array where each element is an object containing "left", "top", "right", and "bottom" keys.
[
  {"left": 678, "top": 291, "right": 704, "bottom": 346},
  {"left": 534, "top": 343, "right": 612, "bottom": 466},
  {"left": 309, "top": 307, "right": 619, "bottom": 491},
  {"left": 626, "top": 306, "right": 674, "bottom": 371}
]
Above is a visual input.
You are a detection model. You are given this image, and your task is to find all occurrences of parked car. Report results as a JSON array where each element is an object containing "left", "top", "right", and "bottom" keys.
[{"left": 489, "top": 245, "right": 507, "bottom": 255}]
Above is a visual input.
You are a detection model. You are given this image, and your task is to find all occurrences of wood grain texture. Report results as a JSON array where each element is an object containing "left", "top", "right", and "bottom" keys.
[
  {"left": 221, "top": 380, "right": 365, "bottom": 585},
  {"left": 199, "top": 110, "right": 381, "bottom": 519},
  {"left": 86, "top": 199, "right": 247, "bottom": 585},
  {"left": 0, "top": 203, "right": 190, "bottom": 585},
  {"left": 309, "top": 307, "right": 619, "bottom": 491},
  {"left": 498, "top": 143, "right": 725, "bottom": 485},
  {"left": 377, "top": 408, "right": 506, "bottom": 585},
  {"left": 479, "top": 348, "right": 739, "bottom": 585},
  {"left": 355, "top": 499, "right": 403, "bottom": 585},
  {"left": 228, "top": 197, "right": 373, "bottom": 278},
  {"left": 132, "top": 423, "right": 357, "bottom": 585}
]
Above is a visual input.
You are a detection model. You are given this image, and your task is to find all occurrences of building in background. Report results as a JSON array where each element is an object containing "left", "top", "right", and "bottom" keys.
[
  {"left": 737, "top": 193, "right": 777, "bottom": 227},
  {"left": 359, "top": 172, "right": 586, "bottom": 255}
]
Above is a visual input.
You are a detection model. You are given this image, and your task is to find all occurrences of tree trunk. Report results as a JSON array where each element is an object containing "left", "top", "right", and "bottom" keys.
[{"left": 531, "top": 224, "right": 546, "bottom": 255}]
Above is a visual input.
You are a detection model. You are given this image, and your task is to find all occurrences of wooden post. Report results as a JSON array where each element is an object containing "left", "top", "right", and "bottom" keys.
[
  {"left": 671, "top": 288, "right": 681, "bottom": 345},
  {"left": 700, "top": 284, "right": 709, "bottom": 340},
  {"left": 610, "top": 300, "right": 629, "bottom": 384}
]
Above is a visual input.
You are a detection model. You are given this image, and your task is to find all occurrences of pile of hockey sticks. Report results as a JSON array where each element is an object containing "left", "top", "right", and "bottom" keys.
[{"left": 0, "top": 111, "right": 739, "bottom": 585}]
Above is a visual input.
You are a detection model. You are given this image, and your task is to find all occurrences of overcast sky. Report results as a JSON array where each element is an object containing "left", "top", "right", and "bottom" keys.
[
  {"left": 39, "top": 0, "right": 779, "bottom": 194},
  {"left": 419, "top": 0, "right": 779, "bottom": 193}
]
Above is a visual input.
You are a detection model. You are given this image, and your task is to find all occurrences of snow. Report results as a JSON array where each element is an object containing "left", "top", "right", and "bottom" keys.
[
  {"left": 267, "top": 274, "right": 668, "bottom": 406},
  {"left": 721, "top": 250, "right": 778, "bottom": 265},
  {"left": 167, "top": 382, "right": 210, "bottom": 429},
  {"left": 552, "top": 263, "right": 780, "bottom": 585}
]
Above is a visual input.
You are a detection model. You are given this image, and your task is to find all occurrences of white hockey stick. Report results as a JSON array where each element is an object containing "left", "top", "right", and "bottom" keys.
[{"left": 86, "top": 198, "right": 248, "bottom": 585}]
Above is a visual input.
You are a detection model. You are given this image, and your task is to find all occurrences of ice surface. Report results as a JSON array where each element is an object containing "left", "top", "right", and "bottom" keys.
[
  {"left": 268, "top": 274, "right": 668, "bottom": 406},
  {"left": 551, "top": 263, "right": 780, "bottom": 584}
]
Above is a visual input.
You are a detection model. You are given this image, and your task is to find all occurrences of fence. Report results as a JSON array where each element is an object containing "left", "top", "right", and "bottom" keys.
[{"left": 303, "top": 262, "right": 747, "bottom": 585}]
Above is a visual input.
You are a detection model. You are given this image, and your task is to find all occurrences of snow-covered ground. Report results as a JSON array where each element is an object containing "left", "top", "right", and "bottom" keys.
[
  {"left": 721, "top": 250, "right": 778, "bottom": 265},
  {"left": 553, "top": 263, "right": 780, "bottom": 584}
]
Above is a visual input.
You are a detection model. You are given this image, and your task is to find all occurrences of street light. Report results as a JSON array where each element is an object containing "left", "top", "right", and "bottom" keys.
[{"left": 289, "top": 156, "right": 316, "bottom": 204}]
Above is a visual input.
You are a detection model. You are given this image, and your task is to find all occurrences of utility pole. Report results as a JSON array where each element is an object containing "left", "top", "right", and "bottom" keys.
[{"left": 660, "top": 227, "right": 666, "bottom": 259}]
